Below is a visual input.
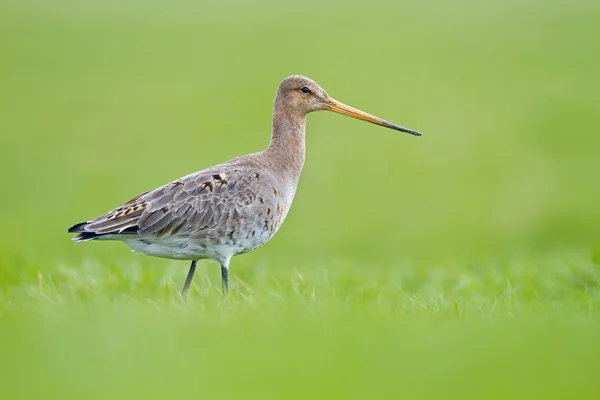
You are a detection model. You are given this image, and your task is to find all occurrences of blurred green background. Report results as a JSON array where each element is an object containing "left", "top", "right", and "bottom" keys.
[{"left": 1, "top": 0, "right": 600, "bottom": 398}]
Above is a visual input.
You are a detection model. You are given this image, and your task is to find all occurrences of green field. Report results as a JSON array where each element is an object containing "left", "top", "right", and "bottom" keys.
[{"left": 1, "top": 0, "right": 600, "bottom": 398}]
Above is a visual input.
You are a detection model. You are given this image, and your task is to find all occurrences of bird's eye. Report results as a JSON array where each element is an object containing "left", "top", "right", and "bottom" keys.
[{"left": 300, "top": 87, "right": 310, "bottom": 94}]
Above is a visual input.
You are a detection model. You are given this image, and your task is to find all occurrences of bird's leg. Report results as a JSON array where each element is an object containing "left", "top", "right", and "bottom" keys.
[
  {"left": 221, "top": 267, "right": 228, "bottom": 294},
  {"left": 181, "top": 260, "right": 198, "bottom": 296},
  {"left": 220, "top": 258, "right": 230, "bottom": 295}
]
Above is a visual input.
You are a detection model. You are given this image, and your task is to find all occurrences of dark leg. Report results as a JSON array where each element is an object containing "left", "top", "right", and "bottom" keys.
[
  {"left": 220, "top": 258, "right": 230, "bottom": 295},
  {"left": 181, "top": 260, "right": 197, "bottom": 296},
  {"left": 221, "top": 265, "right": 228, "bottom": 294}
]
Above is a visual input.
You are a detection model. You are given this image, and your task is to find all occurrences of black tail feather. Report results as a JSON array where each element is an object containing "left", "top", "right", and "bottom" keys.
[
  {"left": 73, "top": 231, "right": 103, "bottom": 242},
  {"left": 68, "top": 222, "right": 89, "bottom": 233},
  {"left": 68, "top": 221, "right": 138, "bottom": 242}
]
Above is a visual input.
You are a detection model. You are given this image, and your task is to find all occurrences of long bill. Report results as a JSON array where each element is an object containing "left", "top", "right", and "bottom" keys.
[{"left": 325, "top": 98, "right": 421, "bottom": 136}]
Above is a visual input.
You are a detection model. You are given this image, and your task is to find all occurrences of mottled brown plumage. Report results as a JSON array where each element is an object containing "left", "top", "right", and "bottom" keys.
[{"left": 68, "top": 75, "right": 421, "bottom": 295}]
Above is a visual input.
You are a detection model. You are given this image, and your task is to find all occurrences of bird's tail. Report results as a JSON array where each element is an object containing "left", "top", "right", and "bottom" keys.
[
  {"left": 68, "top": 222, "right": 103, "bottom": 242},
  {"left": 68, "top": 221, "right": 138, "bottom": 242}
]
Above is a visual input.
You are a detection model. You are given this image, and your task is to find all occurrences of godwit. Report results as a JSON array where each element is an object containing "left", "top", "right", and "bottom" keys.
[{"left": 68, "top": 75, "right": 420, "bottom": 295}]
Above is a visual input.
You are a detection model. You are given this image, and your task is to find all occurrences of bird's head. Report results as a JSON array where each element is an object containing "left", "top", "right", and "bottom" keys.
[{"left": 276, "top": 75, "right": 421, "bottom": 136}]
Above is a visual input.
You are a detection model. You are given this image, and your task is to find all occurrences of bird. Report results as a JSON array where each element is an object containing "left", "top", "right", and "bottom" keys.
[{"left": 68, "top": 75, "right": 421, "bottom": 296}]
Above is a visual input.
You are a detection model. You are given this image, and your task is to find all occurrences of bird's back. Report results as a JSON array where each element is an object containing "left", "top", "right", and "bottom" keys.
[{"left": 69, "top": 152, "right": 297, "bottom": 260}]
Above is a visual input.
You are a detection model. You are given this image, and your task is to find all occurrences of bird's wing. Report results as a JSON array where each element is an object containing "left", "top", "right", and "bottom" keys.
[{"left": 70, "top": 165, "right": 264, "bottom": 239}]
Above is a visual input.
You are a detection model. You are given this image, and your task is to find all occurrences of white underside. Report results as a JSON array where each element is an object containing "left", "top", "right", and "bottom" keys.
[
  {"left": 100, "top": 233, "right": 270, "bottom": 262},
  {"left": 121, "top": 237, "right": 234, "bottom": 261}
]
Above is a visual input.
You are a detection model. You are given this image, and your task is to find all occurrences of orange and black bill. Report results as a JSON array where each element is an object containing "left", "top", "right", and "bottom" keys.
[{"left": 325, "top": 98, "right": 421, "bottom": 136}]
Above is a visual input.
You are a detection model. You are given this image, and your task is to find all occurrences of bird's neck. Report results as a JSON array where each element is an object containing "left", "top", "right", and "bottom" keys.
[{"left": 264, "top": 103, "right": 306, "bottom": 181}]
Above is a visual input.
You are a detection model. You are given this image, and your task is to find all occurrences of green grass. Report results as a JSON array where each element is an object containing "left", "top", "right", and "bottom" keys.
[{"left": 1, "top": 0, "right": 600, "bottom": 398}]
